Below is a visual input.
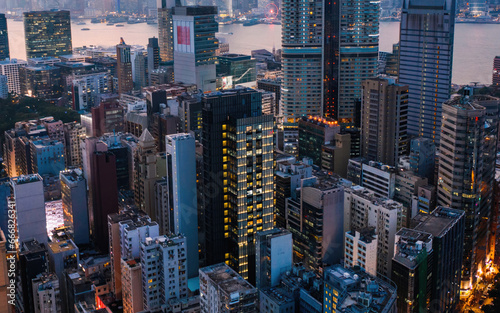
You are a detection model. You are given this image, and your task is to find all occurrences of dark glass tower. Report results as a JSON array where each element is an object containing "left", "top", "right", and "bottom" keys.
[
  {"left": 0, "top": 14, "right": 9, "bottom": 61},
  {"left": 201, "top": 88, "right": 274, "bottom": 282},
  {"left": 23, "top": 10, "right": 72, "bottom": 59}
]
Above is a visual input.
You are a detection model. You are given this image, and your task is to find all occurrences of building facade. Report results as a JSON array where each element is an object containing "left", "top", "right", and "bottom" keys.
[
  {"left": 173, "top": 6, "right": 218, "bottom": 92},
  {"left": 399, "top": 0, "right": 456, "bottom": 144},
  {"left": 24, "top": 10, "right": 72, "bottom": 59},
  {"left": 361, "top": 77, "right": 409, "bottom": 166}
]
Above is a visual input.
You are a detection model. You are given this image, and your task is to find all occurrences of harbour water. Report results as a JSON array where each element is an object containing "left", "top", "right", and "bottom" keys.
[{"left": 6, "top": 19, "right": 500, "bottom": 85}]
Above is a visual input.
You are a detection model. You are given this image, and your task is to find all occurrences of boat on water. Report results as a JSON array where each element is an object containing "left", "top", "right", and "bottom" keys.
[
  {"left": 91, "top": 18, "right": 101, "bottom": 23},
  {"left": 81, "top": 28, "right": 90, "bottom": 31},
  {"left": 243, "top": 19, "right": 259, "bottom": 26},
  {"left": 77, "top": 22, "right": 86, "bottom": 25},
  {"left": 116, "top": 24, "right": 125, "bottom": 27},
  {"left": 147, "top": 19, "right": 158, "bottom": 25}
]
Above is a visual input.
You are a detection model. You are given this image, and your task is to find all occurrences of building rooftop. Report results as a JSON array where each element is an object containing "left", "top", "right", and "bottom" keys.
[
  {"left": 200, "top": 263, "right": 256, "bottom": 295},
  {"left": 11, "top": 174, "right": 43, "bottom": 185},
  {"left": 348, "top": 227, "right": 377, "bottom": 244},
  {"left": 393, "top": 228, "right": 433, "bottom": 269},
  {"left": 260, "top": 287, "right": 294, "bottom": 306},
  {"left": 324, "top": 265, "right": 397, "bottom": 313},
  {"left": 411, "top": 206, "right": 465, "bottom": 238},
  {"left": 48, "top": 239, "right": 78, "bottom": 254},
  {"left": 60, "top": 169, "right": 84, "bottom": 183}
]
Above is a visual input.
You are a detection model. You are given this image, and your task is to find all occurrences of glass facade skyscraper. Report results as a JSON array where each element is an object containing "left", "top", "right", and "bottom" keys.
[
  {"left": 24, "top": 10, "right": 72, "bottom": 59},
  {"left": 158, "top": 0, "right": 181, "bottom": 63},
  {"left": 201, "top": 88, "right": 274, "bottom": 283},
  {"left": 0, "top": 14, "right": 9, "bottom": 61},
  {"left": 281, "top": 0, "right": 324, "bottom": 125},
  {"left": 399, "top": 0, "right": 455, "bottom": 144},
  {"left": 338, "top": 0, "right": 380, "bottom": 126}
]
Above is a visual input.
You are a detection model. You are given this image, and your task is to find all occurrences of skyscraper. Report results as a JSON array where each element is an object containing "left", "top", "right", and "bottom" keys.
[
  {"left": 0, "top": 14, "right": 9, "bottom": 61},
  {"left": 91, "top": 151, "right": 119, "bottom": 253},
  {"left": 147, "top": 37, "right": 160, "bottom": 81},
  {"left": 134, "top": 129, "right": 157, "bottom": 219},
  {"left": 412, "top": 207, "right": 465, "bottom": 312},
  {"left": 361, "top": 77, "right": 409, "bottom": 166},
  {"left": 158, "top": 0, "right": 181, "bottom": 63},
  {"left": 24, "top": 10, "right": 72, "bottom": 59},
  {"left": 201, "top": 88, "right": 274, "bottom": 281},
  {"left": 60, "top": 169, "right": 90, "bottom": 245},
  {"left": 436, "top": 93, "right": 487, "bottom": 296},
  {"left": 255, "top": 228, "right": 293, "bottom": 289},
  {"left": 173, "top": 6, "right": 218, "bottom": 92},
  {"left": 164, "top": 133, "right": 199, "bottom": 279},
  {"left": 399, "top": 0, "right": 456, "bottom": 144},
  {"left": 0, "top": 59, "right": 28, "bottom": 95},
  {"left": 281, "top": 0, "right": 379, "bottom": 147},
  {"left": 392, "top": 228, "right": 433, "bottom": 313},
  {"left": 116, "top": 38, "right": 134, "bottom": 95},
  {"left": 493, "top": 56, "right": 500, "bottom": 86},
  {"left": 281, "top": 0, "right": 324, "bottom": 124},
  {"left": 11, "top": 174, "right": 48, "bottom": 246},
  {"left": 338, "top": 0, "right": 380, "bottom": 125}
]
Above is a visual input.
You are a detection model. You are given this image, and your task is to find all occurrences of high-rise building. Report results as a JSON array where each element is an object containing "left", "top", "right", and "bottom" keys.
[
  {"left": 63, "top": 122, "right": 86, "bottom": 168},
  {"left": 108, "top": 208, "right": 159, "bottom": 299},
  {"left": 347, "top": 158, "right": 396, "bottom": 199},
  {"left": 275, "top": 157, "right": 313, "bottom": 229},
  {"left": 399, "top": 0, "right": 456, "bottom": 144},
  {"left": 392, "top": 228, "right": 433, "bottom": 313},
  {"left": 493, "top": 56, "right": 500, "bottom": 86},
  {"left": 436, "top": 93, "right": 490, "bottom": 296},
  {"left": 47, "top": 239, "right": 79, "bottom": 282},
  {"left": 323, "top": 265, "right": 397, "bottom": 313},
  {"left": 91, "top": 99, "right": 125, "bottom": 137},
  {"left": 140, "top": 235, "right": 188, "bottom": 311},
  {"left": 158, "top": 0, "right": 181, "bottom": 63},
  {"left": 19, "top": 65, "right": 63, "bottom": 102},
  {"left": 199, "top": 263, "right": 259, "bottom": 313},
  {"left": 411, "top": 207, "right": 465, "bottom": 312},
  {"left": 361, "top": 77, "right": 409, "bottom": 166},
  {"left": 32, "top": 273, "right": 62, "bottom": 313},
  {"left": 344, "top": 187, "right": 403, "bottom": 279},
  {"left": 201, "top": 88, "right": 274, "bottom": 281},
  {"left": 394, "top": 169, "right": 428, "bottom": 227},
  {"left": 133, "top": 129, "right": 157, "bottom": 218},
  {"left": 409, "top": 137, "right": 436, "bottom": 182},
  {"left": 255, "top": 228, "right": 293, "bottom": 289},
  {"left": 0, "top": 75, "right": 7, "bottom": 99},
  {"left": 164, "top": 133, "right": 199, "bottom": 279},
  {"left": 147, "top": 37, "right": 160, "bottom": 81},
  {"left": 90, "top": 151, "right": 119, "bottom": 253},
  {"left": 29, "top": 139, "right": 65, "bottom": 176},
  {"left": 338, "top": 0, "right": 380, "bottom": 126},
  {"left": 133, "top": 50, "right": 148, "bottom": 89},
  {"left": 17, "top": 240, "right": 48, "bottom": 313},
  {"left": 298, "top": 116, "right": 340, "bottom": 167},
  {"left": 72, "top": 72, "right": 111, "bottom": 110},
  {"left": 11, "top": 174, "right": 48, "bottom": 245},
  {"left": 344, "top": 227, "right": 378, "bottom": 277},
  {"left": 60, "top": 169, "right": 90, "bottom": 245},
  {"left": 0, "top": 59, "right": 28, "bottom": 95},
  {"left": 121, "top": 259, "right": 143, "bottom": 313},
  {"left": 0, "top": 14, "right": 9, "bottom": 61},
  {"left": 173, "top": 6, "right": 218, "bottom": 92},
  {"left": 281, "top": 0, "right": 324, "bottom": 128},
  {"left": 116, "top": 38, "right": 133, "bottom": 95},
  {"left": 24, "top": 10, "right": 72, "bottom": 59},
  {"left": 285, "top": 173, "right": 345, "bottom": 270}
]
